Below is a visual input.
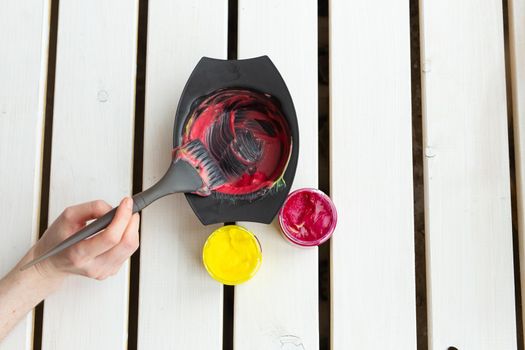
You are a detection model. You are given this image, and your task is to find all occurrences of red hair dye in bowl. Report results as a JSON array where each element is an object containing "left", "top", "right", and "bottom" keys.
[
  {"left": 278, "top": 188, "right": 337, "bottom": 247},
  {"left": 181, "top": 88, "right": 291, "bottom": 198}
]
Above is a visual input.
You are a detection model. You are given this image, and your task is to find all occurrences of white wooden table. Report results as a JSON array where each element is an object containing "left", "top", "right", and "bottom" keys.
[{"left": 1, "top": 0, "right": 523, "bottom": 349}]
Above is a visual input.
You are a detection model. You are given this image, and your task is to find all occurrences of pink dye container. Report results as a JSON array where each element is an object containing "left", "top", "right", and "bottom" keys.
[{"left": 278, "top": 188, "right": 337, "bottom": 247}]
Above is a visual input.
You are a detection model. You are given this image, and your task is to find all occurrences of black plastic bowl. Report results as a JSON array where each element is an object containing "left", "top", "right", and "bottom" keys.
[{"left": 173, "top": 56, "right": 299, "bottom": 225}]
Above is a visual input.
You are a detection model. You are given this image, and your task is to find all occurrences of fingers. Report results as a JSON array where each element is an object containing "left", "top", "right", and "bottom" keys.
[
  {"left": 75, "top": 197, "right": 134, "bottom": 259},
  {"left": 59, "top": 200, "right": 112, "bottom": 229},
  {"left": 90, "top": 213, "right": 140, "bottom": 279},
  {"left": 40, "top": 196, "right": 140, "bottom": 281}
]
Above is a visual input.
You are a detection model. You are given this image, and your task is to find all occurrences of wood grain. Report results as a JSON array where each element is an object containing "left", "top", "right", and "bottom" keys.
[
  {"left": 41, "top": 1, "right": 138, "bottom": 348},
  {"left": 234, "top": 1, "right": 319, "bottom": 349},
  {"left": 0, "top": 1, "right": 50, "bottom": 349},
  {"left": 330, "top": 0, "right": 417, "bottom": 348},
  {"left": 137, "top": 0, "right": 227, "bottom": 348},
  {"left": 420, "top": 0, "right": 516, "bottom": 348}
]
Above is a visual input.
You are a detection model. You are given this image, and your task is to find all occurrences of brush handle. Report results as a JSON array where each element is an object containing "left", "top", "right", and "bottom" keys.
[
  {"left": 20, "top": 160, "right": 203, "bottom": 271},
  {"left": 25, "top": 191, "right": 147, "bottom": 267},
  {"left": 50, "top": 192, "right": 145, "bottom": 252}
]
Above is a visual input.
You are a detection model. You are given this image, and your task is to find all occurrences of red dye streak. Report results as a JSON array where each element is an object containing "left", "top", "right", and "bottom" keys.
[
  {"left": 181, "top": 89, "right": 291, "bottom": 195},
  {"left": 280, "top": 190, "right": 336, "bottom": 245}
]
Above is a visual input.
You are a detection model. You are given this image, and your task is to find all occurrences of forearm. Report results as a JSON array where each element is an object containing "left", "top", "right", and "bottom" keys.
[{"left": 0, "top": 250, "right": 64, "bottom": 341}]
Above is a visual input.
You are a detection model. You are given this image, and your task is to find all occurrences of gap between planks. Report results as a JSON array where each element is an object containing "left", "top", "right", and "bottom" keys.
[
  {"left": 127, "top": 0, "right": 149, "bottom": 349},
  {"left": 410, "top": 0, "right": 429, "bottom": 348},
  {"left": 33, "top": 0, "right": 60, "bottom": 348},
  {"left": 503, "top": 0, "right": 525, "bottom": 347}
]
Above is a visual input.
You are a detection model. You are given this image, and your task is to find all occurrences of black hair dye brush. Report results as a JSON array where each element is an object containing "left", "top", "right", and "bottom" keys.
[
  {"left": 22, "top": 55, "right": 299, "bottom": 270},
  {"left": 21, "top": 140, "right": 227, "bottom": 270}
]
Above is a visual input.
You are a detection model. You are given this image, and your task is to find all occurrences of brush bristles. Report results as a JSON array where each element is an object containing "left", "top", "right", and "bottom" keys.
[{"left": 183, "top": 140, "right": 227, "bottom": 189}]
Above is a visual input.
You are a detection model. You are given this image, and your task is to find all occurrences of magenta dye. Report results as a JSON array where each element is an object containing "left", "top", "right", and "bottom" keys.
[{"left": 279, "top": 188, "right": 337, "bottom": 247}]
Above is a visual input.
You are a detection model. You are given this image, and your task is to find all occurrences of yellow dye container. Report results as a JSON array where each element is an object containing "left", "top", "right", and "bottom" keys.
[{"left": 202, "top": 225, "right": 262, "bottom": 285}]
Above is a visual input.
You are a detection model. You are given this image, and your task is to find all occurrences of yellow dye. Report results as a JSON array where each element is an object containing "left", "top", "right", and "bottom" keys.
[{"left": 202, "top": 225, "right": 262, "bottom": 285}]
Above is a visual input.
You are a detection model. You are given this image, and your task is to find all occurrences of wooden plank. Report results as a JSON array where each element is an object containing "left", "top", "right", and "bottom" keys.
[
  {"left": 41, "top": 1, "right": 138, "bottom": 349},
  {"left": 420, "top": 0, "right": 516, "bottom": 348},
  {"left": 137, "top": 0, "right": 227, "bottom": 348},
  {"left": 329, "top": 0, "right": 417, "bottom": 348},
  {"left": 0, "top": 1, "right": 50, "bottom": 349},
  {"left": 234, "top": 1, "right": 319, "bottom": 349},
  {"left": 509, "top": 0, "right": 525, "bottom": 342}
]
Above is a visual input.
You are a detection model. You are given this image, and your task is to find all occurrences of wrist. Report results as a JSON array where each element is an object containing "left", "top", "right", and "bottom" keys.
[
  {"left": 0, "top": 251, "right": 66, "bottom": 341},
  {"left": 14, "top": 248, "right": 67, "bottom": 292}
]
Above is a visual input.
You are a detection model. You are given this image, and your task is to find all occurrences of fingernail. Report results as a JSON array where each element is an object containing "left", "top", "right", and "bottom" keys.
[{"left": 124, "top": 197, "right": 133, "bottom": 210}]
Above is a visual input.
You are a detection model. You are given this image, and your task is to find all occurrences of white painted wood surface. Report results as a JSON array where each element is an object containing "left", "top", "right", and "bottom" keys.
[
  {"left": 0, "top": 1, "right": 50, "bottom": 349},
  {"left": 2, "top": 1, "right": 521, "bottom": 348},
  {"left": 234, "top": 1, "right": 319, "bottom": 349},
  {"left": 330, "top": 0, "right": 417, "bottom": 349},
  {"left": 420, "top": 0, "right": 516, "bottom": 348},
  {"left": 41, "top": 1, "right": 138, "bottom": 349},
  {"left": 137, "top": 0, "right": 227, "bottom": 348},
  {"left": 509, "top": 0, "right": 525, "bottom": 340}
]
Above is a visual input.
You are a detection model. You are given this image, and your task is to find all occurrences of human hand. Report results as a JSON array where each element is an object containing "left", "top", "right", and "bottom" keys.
[
  {"left": 25, "top": 197, "right": 140, "bottom": 283},
  {"left": 0, "top": 198, "right": 139, "bottom": 341}
]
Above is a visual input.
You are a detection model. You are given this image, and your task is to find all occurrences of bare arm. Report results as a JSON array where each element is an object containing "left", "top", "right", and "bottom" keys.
[
  {"left": 0, "top": 197, "right": 139, "bottom": 341},
  {"left": 0, "top": 251, "right": 64, "bottom": 340}
]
